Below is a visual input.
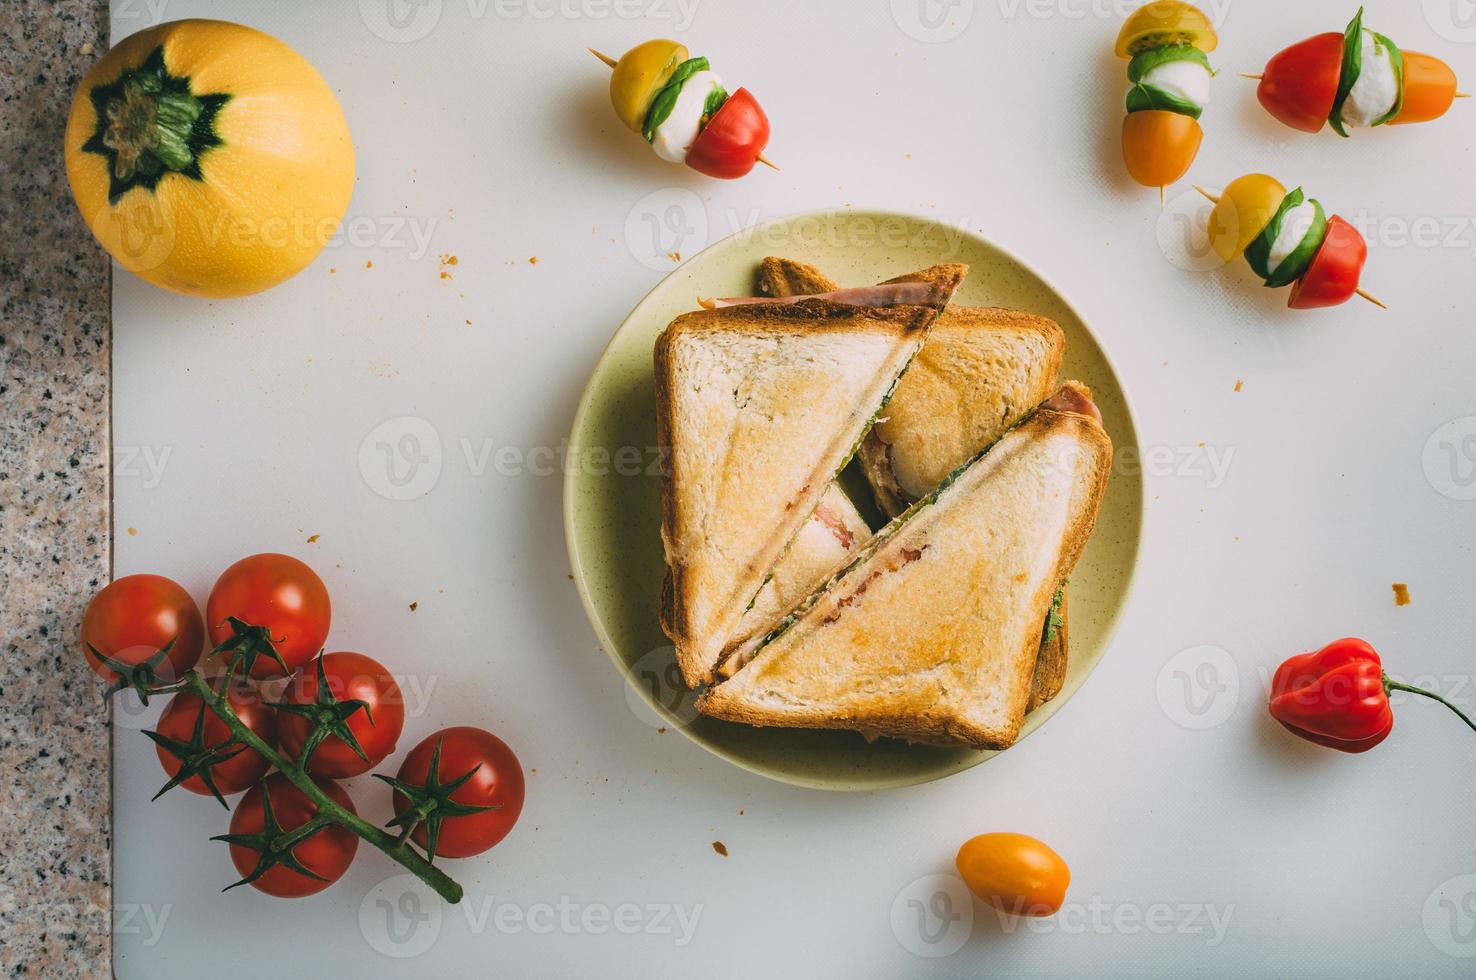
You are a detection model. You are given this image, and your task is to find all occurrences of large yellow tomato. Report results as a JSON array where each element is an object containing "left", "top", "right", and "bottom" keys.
[{"left": 64, "top": 20, "right": 354, "bottom": 298}]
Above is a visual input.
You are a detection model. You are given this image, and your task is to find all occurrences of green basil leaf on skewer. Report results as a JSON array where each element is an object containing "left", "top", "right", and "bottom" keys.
[
  {"left": 1328, "top": 7, "right": 1365, "bottom": 137},
  {"left": 1127, "top": 44, "right": 1210, "bottom": 83},
  {"left": 643, "top": 56, "right": 710, "bottom": 143},
  {"left": 1244, "top": 187, "right": 1303, "bottom": 281},
  {"left": 1264, "top": 198, "right": 1327, "bottom": 288},
  {"left": 1126, "top": 83, "right": 1203, "bottom": 118}
]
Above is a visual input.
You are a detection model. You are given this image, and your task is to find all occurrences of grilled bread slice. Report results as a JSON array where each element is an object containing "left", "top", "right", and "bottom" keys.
[
  {"left": 654, "top": 291, "right": 958, "bottom": 687},
  {"left": 698, "top": 385, "right": 1110, "bottom": 749},
  {"left": 756, "top": 257, "right": 1072, "bottom": 711}
]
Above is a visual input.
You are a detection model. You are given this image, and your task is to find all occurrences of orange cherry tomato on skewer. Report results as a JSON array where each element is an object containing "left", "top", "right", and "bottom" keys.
[{"left": 1122, "top": 110, "right": 1202, "bottom": 189}]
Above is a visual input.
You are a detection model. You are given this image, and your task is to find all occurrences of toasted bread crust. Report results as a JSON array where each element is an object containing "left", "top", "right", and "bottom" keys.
[
  {"left": 654, "top": 300, "right": 939, "bottom": 687},
  {"left": 756, "top": 257, "right": 841, "bottom": 298},
  {"left": 1027, "top": 590, "right": 1068, "bottom": 713},
  {"left": 697, "top": 400, "right": 1111, "bottom": 749}
]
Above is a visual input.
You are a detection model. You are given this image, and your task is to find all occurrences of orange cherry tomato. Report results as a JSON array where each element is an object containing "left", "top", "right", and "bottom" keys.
[
  {"left": 1122, "top": 110, "right": 1202, "bottom": 188},
  {"left": 955, "top": 833, "right": 1070, "bottom": 917},
  {"left": 1393, "top": 52, "right": 1458, "bottom": 125}
]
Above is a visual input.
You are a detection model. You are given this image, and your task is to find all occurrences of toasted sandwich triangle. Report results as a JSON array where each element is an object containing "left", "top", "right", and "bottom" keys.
[
  {"left": 697, "top": 402, "right": 1111, "bottom": 749},
  {"left": 654, "top": 290, "right": 961, "bottom": 688},
  {"left": 755, "top": 257, "right": 1072, "bottom": 712}
]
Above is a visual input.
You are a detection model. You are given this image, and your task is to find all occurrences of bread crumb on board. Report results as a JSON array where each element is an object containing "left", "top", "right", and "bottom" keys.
[
  {"left": 1234, "top": 380, "right": 1243, "bottom": 392},
  {"left": 1392, "top": 583, "right": 1410, "bottom": 606},
  {"left": 409, "top": 601, "right": 418, "bottom": 612},
  {"left": 711, "top": 841, "right": 728, "bottom": 857}
]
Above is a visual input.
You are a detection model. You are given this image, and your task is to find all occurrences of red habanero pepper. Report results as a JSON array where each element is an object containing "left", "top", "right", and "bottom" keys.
[{"left": 1268, "top": 637, "right": 1476, "bottom": 753}]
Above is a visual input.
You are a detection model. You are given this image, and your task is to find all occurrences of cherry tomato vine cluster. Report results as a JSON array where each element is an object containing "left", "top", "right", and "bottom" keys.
[{"left": 81, "top": 553, "right": 524, "bottom": 903}]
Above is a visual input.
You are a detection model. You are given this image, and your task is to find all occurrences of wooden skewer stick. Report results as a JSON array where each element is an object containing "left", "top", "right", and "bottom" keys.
[
  {"left": 588, "top": 47, "right": 778, "bottom": 170},
  {"left": 1242, "top": 71, "right": 1466, "bottom": 100},
  {"left": 1159, "top": 185, "right": 1166, "bottom": 209},
  {"left": 1191, "top": 187, "right": 1386, "bottom": 309}
]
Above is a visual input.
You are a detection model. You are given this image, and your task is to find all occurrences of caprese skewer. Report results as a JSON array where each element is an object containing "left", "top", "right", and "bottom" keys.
[
  {"left": 1115, "top": 1, "right": 1219, "bottom": 205},
  {"left": 1245, "top": 7, "right": 1468, "bottom": 135},
  {"left": 591, "top": 41, "right": 773, "bottom": 179},
  {"left": 1196, "top": 175, "right": 1383, "bottom": 310}
]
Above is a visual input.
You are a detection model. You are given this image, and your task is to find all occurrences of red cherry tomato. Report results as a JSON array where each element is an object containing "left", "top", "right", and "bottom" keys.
[
  {"left": 1288, "top": 215, "right": 1367, "bottom": 310},
  {"left": 277, "top": 652, "right": 405, "bottom": 778},
  {"left": 81, "top": 574, "right": 203, "bottom": 684},
  {"left": 391, "top": 727, "right": 525, "bottom": 858},
  {"left": 206, "top": 554, "right": 331, "bottom": 679},
  {"left": 227, "top": 774, "right": 358, "bottom": 898},
  {"left": 1256, "top": 32, "right": 1344, "bottom": 133},
  {"left": 685, "top": 87, "right": 769, "bottom": 180},
  {"left": 154, "top": 681, "right": 278, "bottom": 796}
]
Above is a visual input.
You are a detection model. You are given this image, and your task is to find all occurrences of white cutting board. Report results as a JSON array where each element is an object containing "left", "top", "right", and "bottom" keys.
[{"left": 111, "top": 1, "right": 1476, "bottom": 976}]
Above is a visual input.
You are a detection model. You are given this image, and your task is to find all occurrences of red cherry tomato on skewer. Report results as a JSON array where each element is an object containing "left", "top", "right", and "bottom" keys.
[
  {"left": 685, "top": 87, "right": 770, "bottom": 180},
  {"left": 1287, "top": 215, "right": 1367, "bottom": 310},
  {"left": 1256, "top": 32, "right": 1343, "bottom": 133}
]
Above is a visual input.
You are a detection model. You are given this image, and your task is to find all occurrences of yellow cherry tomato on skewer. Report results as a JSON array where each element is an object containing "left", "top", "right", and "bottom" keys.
[
  {"left": 605, "top": 39, "right": 688, "bottom": 133},
  {"left": 1204, "top": 173, "right": 1286, "bottom": 263},
  {"left": 1114, "top": 0, "right": 1218, "bottom": 58}
]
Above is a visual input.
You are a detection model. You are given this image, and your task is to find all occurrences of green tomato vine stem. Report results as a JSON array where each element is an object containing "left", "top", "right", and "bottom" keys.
[{"left": 177, "top": 670, "right": 463, "bottom": 904}]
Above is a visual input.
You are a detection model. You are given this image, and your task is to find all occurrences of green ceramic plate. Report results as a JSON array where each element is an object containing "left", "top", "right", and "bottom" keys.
[{"left": 564, "top": 209, "right": 1143, "bottom": 790}]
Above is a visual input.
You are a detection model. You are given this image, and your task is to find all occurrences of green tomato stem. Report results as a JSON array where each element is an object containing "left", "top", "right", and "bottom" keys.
[
  {"left": 1384, "top": 675, "right": 1476, "bottom": 736},
  {"left": 179, "top": 671, "right": 464, "bottom": 903}
]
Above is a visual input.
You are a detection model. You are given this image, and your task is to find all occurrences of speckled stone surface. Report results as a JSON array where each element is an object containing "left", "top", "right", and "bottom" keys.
[{"left": 0, "top": 2, "right": 113, "bottom": 978}]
